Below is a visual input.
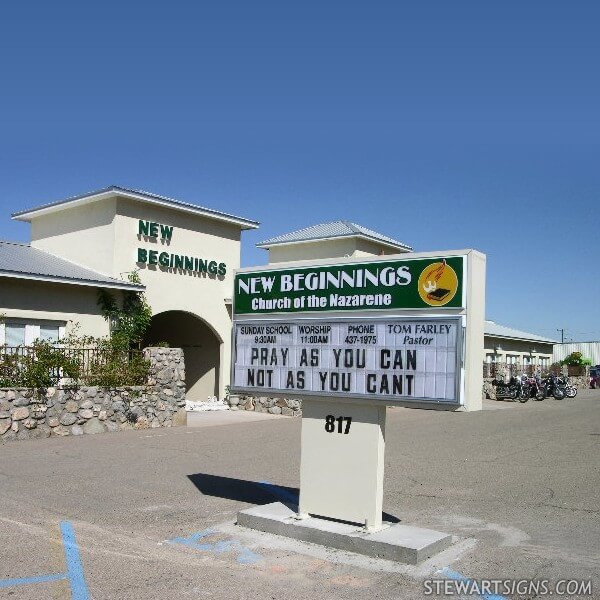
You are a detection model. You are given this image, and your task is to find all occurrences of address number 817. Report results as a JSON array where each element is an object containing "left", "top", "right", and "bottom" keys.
[{"left": 324, "top": 415, "right": 352, "bottom": 434}]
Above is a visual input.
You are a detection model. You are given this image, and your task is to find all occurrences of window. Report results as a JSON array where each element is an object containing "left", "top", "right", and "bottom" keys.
[
  {"left": 539, "top": 357, "right": 549, "bottom": 368},
  {"left": 1, "top": 320, "right": 65, "bottom": 346},
  {"left": 5, "top": 323, "right": 26, "bottom": 346},
  {"left": 506, "top": 355, "right": 518, "bottom": 365},
  {"left": 40, "top": 324, "right": 60, "bottom": 342},
  {"left": 486, "top": 353, "right": 497, "bottom": 364}
]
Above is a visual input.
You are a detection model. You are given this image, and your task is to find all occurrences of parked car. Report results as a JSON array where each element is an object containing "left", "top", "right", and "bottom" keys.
[{"left": 590, "top": 367, "right": 600, "bottom": 389}]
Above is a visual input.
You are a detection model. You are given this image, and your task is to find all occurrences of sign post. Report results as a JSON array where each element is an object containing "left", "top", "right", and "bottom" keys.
[
  {"left": 298, "top": 397, "right": 386, "bottom": 530},
  {"left": 231, "top": 250, "right": 486, "bottom": 532}
]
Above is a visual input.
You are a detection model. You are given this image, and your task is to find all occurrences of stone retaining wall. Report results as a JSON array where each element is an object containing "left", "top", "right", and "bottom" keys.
[
  {"left": 0, "top": 347, "right": 186, "bottom": 442},
  {"left": 228, "top": 395, "right": 301, "bottom": 416}
]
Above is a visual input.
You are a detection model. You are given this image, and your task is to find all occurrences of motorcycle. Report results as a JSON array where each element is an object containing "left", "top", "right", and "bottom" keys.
[
  {"left": 539, "top": 374, "right": 566, "bottom": 400},
  {"left": 560, "top": 376, "right": 577, "bottom": 398},
  {"left": 492, "top": 376, "right": 525, "bottom": 401},
  {"left": 520, "top": 374, "right": 546, "bottom": 401}
]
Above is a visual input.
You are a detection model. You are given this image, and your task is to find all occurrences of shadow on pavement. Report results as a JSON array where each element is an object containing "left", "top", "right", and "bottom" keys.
[
  {"left": 188, "top": 473, "right": 299, "bottom": 510},
  {"left": 187, "top": 473, "right": 400, "bottom": 522}
]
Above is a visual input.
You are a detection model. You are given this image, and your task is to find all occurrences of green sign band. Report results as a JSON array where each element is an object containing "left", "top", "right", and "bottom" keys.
[{"left": 234, "top": 256, "right": 464, "bottom": 314}]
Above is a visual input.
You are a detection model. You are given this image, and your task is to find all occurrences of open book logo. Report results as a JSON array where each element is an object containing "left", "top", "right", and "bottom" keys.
[{"left": 417, "top": 260, "right": 459, "bottom": 306}]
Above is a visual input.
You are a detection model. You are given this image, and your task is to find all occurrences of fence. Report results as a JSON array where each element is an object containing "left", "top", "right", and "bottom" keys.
[
  {"left": 483, "top": 362, "right": 588, "bottom": 379},
  {"left": 0, "top": 345, "right": 144, "bottom": 387}
]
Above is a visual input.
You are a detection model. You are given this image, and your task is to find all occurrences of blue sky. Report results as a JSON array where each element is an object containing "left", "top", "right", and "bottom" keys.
[{"left": 0, "top": 1, "right": 598, "bottom": 341}]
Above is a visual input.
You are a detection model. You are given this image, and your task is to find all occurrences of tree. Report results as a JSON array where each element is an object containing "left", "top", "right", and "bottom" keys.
[
  {"left": 560, "top": 352, "right": 592, "bottom": 367},
  {"left": 97, "top": 271, "right": 153, "bottom": 350}
]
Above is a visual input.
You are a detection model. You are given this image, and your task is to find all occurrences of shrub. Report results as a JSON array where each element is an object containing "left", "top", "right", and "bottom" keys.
[
  {"left": 86, "top": 342, "right": 150, "bottom": 387},
  {"left": 97, "top": 270, "right": 152, "bottom": 350},
  {"left": 0, "top": 340, "right": 81, "bottom": 389},
  {"left": 0, "top": 271, "right": 158, "bottom": 389},
  {"left": 0, "top": 333, "right": 149, "bottom": 389},
  {"left": 560, "top": 352, "right": 592, "bottom": 367},
  {"left": 0, "top": 352, "right": 22, "bottom": 387},
  {"left": 19, "top": 340, "right": 81, "bottom": 388}
]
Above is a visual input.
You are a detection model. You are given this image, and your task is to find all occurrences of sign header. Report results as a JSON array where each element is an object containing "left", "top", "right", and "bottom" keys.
[{"left": 234, "top": 256, "right": 464, "bottom": 314}]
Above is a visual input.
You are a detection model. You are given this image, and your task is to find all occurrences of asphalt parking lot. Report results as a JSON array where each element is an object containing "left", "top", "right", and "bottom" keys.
[{"left": 0, "top": 390, "right": 598, "bottom": 599}]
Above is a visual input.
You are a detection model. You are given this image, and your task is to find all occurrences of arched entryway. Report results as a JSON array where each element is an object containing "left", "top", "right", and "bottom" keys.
[{"left": 144, "top": 311, "right": 222, "bottom": 401}]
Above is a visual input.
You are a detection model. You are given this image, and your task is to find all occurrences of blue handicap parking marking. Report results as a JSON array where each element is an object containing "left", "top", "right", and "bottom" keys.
[
  {"left": 0, "top": 573, "right": 68, "bottom": 589},
  {"left": 167, "top": 529, "right": 263, "bottom": 565},
  {"left": 168, "top": 528, "right": 218, "bottom": 551},
  {"left": 235, "top": 547, "right": 263, "bottom": 565},
  {"left": 60, "top": 521, "right": 91, "bottom": 600},
  {"left": 0, "top": 520, "right": 90, "bottom": 599}
]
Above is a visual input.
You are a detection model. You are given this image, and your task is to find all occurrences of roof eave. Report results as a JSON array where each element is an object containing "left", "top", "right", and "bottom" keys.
[
  {"left": 485, "top": 332, "right": 558, "bottom": 345},
  {"left": 12, "top": 187, "right": 260, "bottom": 230},
  {"left": 257, "top": 233, "right": 412, "bottom": 252},
  {"left": 12, "top": 187, "right": 115, "bottom": 220},
  {"left": 0, "top": 270, "right": 146, "bottom": 292}
]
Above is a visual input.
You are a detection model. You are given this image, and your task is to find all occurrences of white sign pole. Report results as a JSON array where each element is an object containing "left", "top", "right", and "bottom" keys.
[{"left": 298, "top": 398, "right": 386, "bottom": 531}]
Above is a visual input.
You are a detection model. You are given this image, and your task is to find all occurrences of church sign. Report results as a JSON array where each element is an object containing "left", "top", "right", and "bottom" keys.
[
  {"left": 231, "top": 255, "right": 470, "bottom": 407},
  {"left": 231, "top": 250, "right": 484, "bottom": 530}
]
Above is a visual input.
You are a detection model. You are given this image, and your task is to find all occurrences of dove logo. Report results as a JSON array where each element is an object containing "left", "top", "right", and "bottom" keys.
[{"left": 417, "top": 260, "right": 459, "bottom": 306}]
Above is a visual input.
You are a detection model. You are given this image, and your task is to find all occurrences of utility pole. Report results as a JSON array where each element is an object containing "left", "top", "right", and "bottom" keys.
[{"left": 557, "top": 328, "right": 565, "bottom": 343}]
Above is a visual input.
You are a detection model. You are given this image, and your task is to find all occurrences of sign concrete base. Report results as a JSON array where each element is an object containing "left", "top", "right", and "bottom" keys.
[{"left": 237, "top": 502, "right": 452, "bottom": 564}]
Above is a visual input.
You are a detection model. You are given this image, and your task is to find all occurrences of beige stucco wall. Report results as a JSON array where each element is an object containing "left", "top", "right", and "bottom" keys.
[
  {"left": 30, "top": 198, "right": 117, "bottom": 275},
  {"left": 484, "top": 335, "right": 554, "bottom": 365},
  {"left": 112, "top": 197, "right": 241, "bottom": 400},
  {"left": 353, "top": 237, "right": 409, "bottom": 257},
  {"left": 268, "top": 237, "right": 409, "bottom": 264},
  {"left": 0, "top": 278, "right": 110, "bottom": 340},
  {"left": 18, "top": 194, "right": 248, "bottom": 400},
  {"left": 268, "top": 239, "right": 359, "bottom": 263}
]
